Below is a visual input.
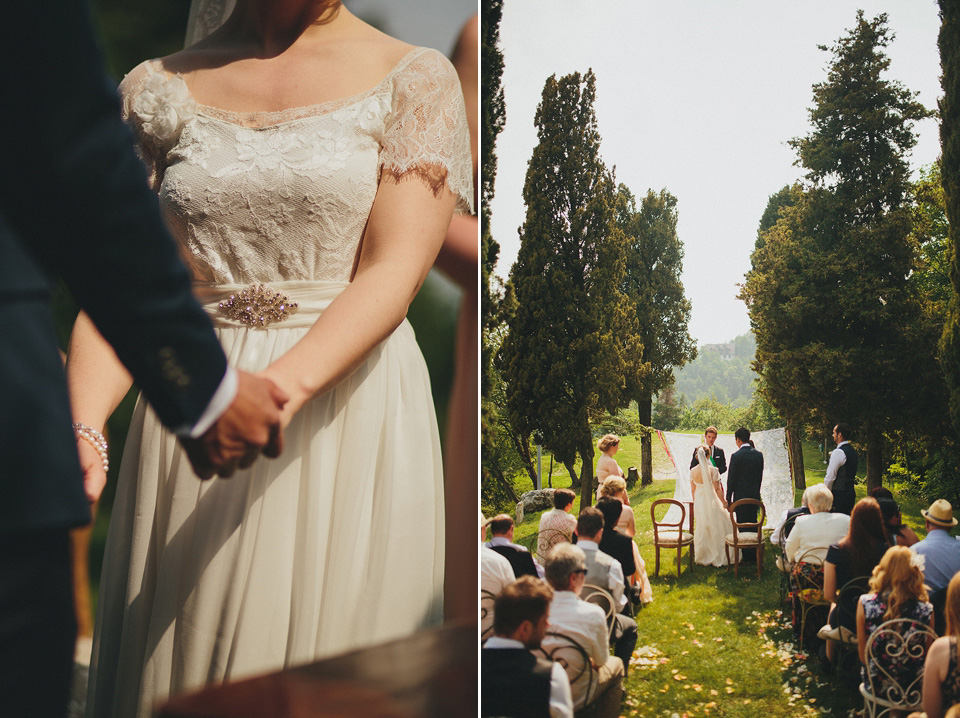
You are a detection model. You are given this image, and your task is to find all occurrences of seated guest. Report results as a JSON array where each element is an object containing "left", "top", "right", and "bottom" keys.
[
  {"left": 871, "top": 486, "right": 920, "bottom": 547},
  {"left": 771, "top": 489, "right": 812, "bottom": 548},
  {"left": 485, "top": 513, "right": 541, "bottom": 579},
  {"left": 599, "top": 476, "right": 636, "bottom": 537},
  {"left": 913, "top": 500, "right": 960, "bottom": 595},
  {"left": 542, "top": 543, "right": 623, "bottom": 718},
  {"left": 538, "top": 488, "right": 578, "bottom": 556},
  {"left": 576, "top": 508, "right": 639, "bottom": 675},
  {"left": 857, "top": 546, "right": 933, "bottom": 702},
  {"left": 481, "top": 576, "right": 573, "bottom": 718},
  {"left": 481, "top": 514, "right": 516, "bottom": 641},
  {"left": 922, "top": 572, "right": 960, "bottom": 718},
  {"left": 596, "top": 497, "right": 636, "bottom": 588},
  {"left": 784, "top": 484, "right": 849, "bottom": 567},
  {"left": 821, "top": 497, "right": 889, "bottom": 665}
]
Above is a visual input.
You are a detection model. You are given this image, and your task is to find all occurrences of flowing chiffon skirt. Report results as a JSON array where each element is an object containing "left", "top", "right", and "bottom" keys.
[
  {"left": 693, "top": 480, "right": 729, "bottom": 567},
  {"left": 87, "top": 282, "right": 444, "bottom": 718}
]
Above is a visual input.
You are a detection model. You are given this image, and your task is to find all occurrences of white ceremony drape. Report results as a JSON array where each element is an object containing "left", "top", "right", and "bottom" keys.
[{"left": 657, "top": 429, "right": 794, "bottom": 530}]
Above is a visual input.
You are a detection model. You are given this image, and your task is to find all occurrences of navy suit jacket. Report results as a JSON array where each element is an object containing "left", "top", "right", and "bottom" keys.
[
  {"left": 726, "top": 445, "right": 764, "bottom": 507},
  {"left": 0, "top": 2, "right": 228, "bottom": 532}
]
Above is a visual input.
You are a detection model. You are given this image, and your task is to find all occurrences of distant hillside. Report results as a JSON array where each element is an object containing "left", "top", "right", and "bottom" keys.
[{"left": 671, "top": 332, "right": 758, "bottom": 406}]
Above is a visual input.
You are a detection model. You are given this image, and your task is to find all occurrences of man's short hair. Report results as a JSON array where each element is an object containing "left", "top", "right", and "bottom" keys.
[
  {"left": 492, "top": 576, "right": 553, "bottom": 636},
  {"left": 596, "top": 496, "right": 622, "bottom": 529},
  {"left": 488, "top": 514, "right": 514, "bottom": 536},
  {"left": 734, "top": 427, "right": 751, "bottom": 443},
  {"left": 553, "top": 488, "right": 576, "bottom": 510},
  {"left": 577, "top": 506, "right": 604, "bottom": 538},
  {"left": 806, "top": 483, "right": 834, "bottom": 513},
  {"left": 543, "top": 542, "right": 585, "bottom": 591},
  {"left": 704, "top": 426, "right": 718, "bottom": 436},
  {"left": 835, "top": 423, "right": 852, "bottom": 441}
]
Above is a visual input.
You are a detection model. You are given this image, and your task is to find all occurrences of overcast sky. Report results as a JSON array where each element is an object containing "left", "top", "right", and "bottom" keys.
[{"left": 489, "top": 0, "right": 943, "bottom": 346}]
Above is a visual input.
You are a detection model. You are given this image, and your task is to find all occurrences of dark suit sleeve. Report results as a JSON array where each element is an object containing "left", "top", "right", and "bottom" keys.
[
  {"left": 726, "top": 454, "right": 736, "bottom": 505},
  {"left": 0, "top": 2, "right": 227, "bottom": 430}
]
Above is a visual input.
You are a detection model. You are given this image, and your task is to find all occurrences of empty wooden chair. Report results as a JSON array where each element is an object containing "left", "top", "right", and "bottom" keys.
[
  {"left": 650, "top": 499, "right": 694, "bottom": 577},
  {"left": 724, "top": 498, "right": 766, "bottom": 577}
]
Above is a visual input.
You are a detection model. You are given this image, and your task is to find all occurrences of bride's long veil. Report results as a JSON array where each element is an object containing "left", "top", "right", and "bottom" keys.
[{"left": 185, "top": 0, "right": 235, "bottom": 47}]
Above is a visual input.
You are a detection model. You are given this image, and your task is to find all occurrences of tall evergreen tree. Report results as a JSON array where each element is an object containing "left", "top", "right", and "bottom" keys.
[
  {"left": 498, "top": 71, "right": 644, "bottom": 507},
  {"left": 742, "top": 12, "right": 930, "bottom": 490},
  {"left": 617, "top": 186, "right": 696, "bottom": 484},
  {"left": 939, "top": 0, "right": 960, "bottom": 436},
  {"left": 481, "top": 0, "right": 510, "bottom": 509}
]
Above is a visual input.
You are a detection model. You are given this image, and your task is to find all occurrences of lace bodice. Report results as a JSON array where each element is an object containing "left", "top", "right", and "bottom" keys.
[{"left": 119, "top": 48, "right": 473, "bottom": 285}]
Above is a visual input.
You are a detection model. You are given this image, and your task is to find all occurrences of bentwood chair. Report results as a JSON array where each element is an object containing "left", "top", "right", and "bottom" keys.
[
  {"left": 724, "top": 499, "right": 766, "bottom": 577},
  {"left": 581, "top": 584, "right": 617, "bottom": 639},
  {"left": 480, "top": 589, "right": 496, "bottom": 644},
  {"left": 775, "top": 513, "right": 801, "bottom": 606},
  {"left": 536, "top": 631, "right": 596, "bottom": 711},
  {"left": 827, "top": 576, "right": 870, "bottom": 680},
  {"left": 792, "top": 549, "right": 829, "bottom": 647},
  {"left": 859, "top": 618, "right": 937, "bottom": 718},
  {"left": 650, "top": 499, "right": 694, "bottom": 577}
]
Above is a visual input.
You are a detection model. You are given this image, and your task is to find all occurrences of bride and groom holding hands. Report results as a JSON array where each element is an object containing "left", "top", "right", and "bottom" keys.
[
  {"left": 689, "top": 426, "right": 765, "bottom": 567},
  {"left": 3, "top": 1, "right": 473, "bottom": 716}
]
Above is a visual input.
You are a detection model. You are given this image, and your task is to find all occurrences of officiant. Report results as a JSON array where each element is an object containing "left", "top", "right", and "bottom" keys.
[{"left": 689, "top": 425, "right": 727, "bottom": 475}]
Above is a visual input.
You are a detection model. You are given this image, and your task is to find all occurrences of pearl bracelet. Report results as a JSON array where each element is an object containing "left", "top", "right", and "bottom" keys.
[{"left": 73, "top": 422, "right": 109, "bottom": 473}]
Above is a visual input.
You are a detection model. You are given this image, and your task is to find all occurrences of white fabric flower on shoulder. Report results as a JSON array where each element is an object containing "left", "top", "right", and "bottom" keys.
[{"left": 132, "top": 72, "right": 197, "bottom": 146}]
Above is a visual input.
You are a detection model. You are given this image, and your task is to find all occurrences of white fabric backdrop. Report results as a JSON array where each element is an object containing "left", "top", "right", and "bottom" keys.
[{"left": 657, "top": 429, "right": 794, "bottom": 530}]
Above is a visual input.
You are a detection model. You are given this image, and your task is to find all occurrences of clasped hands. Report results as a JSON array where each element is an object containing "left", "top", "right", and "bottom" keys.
[{"left": 179, "top": 370, "right": 289, "bottom": 480}]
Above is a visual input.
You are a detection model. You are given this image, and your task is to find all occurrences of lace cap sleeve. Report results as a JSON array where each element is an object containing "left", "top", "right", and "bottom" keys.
[
  {"left": 118, "top": 61, "right": 164, "bottom": 190},
  {"left": 382, "top": 49, "right": 474, "bottom": 215}
]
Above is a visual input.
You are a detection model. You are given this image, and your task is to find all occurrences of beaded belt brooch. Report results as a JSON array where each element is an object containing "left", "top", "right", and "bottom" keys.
[{"left": 218, "top": 284, "right": 299, "bottom": 327}]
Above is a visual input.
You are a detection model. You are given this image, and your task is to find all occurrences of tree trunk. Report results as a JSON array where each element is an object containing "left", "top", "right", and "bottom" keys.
[
  {"left": 866, "top": 427, "right": 883, "bottom": 493},
  {"left": 786, "top": 422, "right": 806, "bottom": 491},
  {"left": 579, "top": 447, "right": 595, "bottom": 509},
  {"left": 489, "top": 463, "right": 519, "bottom": 504},
  {"left": 564, "top": 461, "right": 580, "bottom": 489},
  {"left": 638, "top": 393, "right": 653, "bottom": 486},
  {"left": 509, "top": 430, "right": 538, "bottom": 486},
  {"left": 548, "top": 454, "right": 554, "bottom": 488}
]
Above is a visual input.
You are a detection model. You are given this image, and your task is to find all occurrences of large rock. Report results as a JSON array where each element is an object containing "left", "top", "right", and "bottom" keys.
[{"left": 516, "top": 488, "right": 555, "bottom": 523}]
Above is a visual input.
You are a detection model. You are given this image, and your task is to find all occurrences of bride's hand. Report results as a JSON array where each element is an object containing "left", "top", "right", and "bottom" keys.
[
  {"left": 256, "top": 368, "right": 304, "bottom": 429},
  {"left": 77, "top": 437, "right": 107, "bottom": 503}
]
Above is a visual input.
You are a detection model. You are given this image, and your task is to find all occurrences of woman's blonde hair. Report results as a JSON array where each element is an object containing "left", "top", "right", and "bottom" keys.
[
  {"left": 599, "top": 476, "right": 627, "bottom": 498},
  {"left": 868, "top": 545, "right": 928, "bottom": 620},
  {"left": 945, "top": 571, "right": 960, "bottom": 638},
  {"left": 597, "top": 434, "right": 620, "bottom": 452}
]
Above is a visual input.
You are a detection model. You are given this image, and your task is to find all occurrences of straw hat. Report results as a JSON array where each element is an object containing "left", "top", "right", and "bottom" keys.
[{"left": 922, "top": 499, "right": 958, "bottom": 528}]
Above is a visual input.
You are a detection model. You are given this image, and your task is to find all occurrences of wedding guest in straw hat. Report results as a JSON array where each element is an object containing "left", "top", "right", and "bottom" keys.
[{"left": 912, "top": 500, "right": 960, "bottom": 595}]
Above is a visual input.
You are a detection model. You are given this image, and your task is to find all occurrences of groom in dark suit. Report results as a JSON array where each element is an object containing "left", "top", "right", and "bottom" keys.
[
  {"left": 726, "top": 427, "right": 764, "bottom": 560},
  {"left": 1, "top": 3, "right": 288, "bottom": 716}
]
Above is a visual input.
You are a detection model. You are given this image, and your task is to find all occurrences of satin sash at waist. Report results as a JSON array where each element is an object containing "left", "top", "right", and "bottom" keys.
[{"left": 195, "top": 280, "right": 349, "bottom": 329}]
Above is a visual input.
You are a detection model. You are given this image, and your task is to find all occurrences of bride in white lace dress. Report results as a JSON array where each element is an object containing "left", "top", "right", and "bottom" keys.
[
  {"left": 691, "top": 445, "right": 730, "bottom": 567},
  {"left": 69, "top": 2, "right": 472, "bottom": 716}
]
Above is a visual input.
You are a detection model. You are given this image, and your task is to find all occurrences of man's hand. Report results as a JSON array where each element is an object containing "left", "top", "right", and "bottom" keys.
[{"left": 180, "top": 371, "right": 288, "bottom": 479}]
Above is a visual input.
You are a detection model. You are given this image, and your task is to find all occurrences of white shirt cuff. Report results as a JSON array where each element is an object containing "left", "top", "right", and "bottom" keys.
[{"left": 174, "top": 366, "right": 239, "bottom": 438}]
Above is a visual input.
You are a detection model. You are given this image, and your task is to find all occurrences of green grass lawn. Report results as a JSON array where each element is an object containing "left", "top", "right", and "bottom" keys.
[{"left": 511, "top": 440, "right": 932, "bottom": 717}]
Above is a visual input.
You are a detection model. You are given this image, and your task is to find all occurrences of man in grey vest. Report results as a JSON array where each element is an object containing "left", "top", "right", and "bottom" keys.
[
  {"left": 824, "top": 423, "right": 857, "bottom": 515},
  {"left": 576, "top": 507, "right": 638, "bottom": 676}
]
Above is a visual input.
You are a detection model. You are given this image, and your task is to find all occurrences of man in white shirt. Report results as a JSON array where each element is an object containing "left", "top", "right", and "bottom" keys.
[
  {"left": 785, "top": 484, "right": 850, "bottom": 565},
  {"left": 485, "top": 513, "right": 543, "bottom": 578},
  {"left": 542, "top": 543, "right": 623, "bottom": 718},
  {"left": 481, "top": 544, "right": 515, "bottom": 640},
  {"left": 481, "top": 576, "right": 573, "bottom": 718},
  {"left": 823, "top": 423, "right": 857, "bottom": 515}
]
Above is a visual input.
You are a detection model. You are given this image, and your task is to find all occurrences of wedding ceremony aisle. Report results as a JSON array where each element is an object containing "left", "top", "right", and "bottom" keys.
[{"left": 512, "top": 439, "right": 929, "bottom": 717}]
